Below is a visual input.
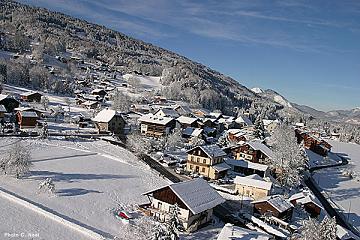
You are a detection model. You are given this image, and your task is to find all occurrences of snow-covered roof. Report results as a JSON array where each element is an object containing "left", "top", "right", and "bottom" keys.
[
  {"left": 0, "top": 105, "right": 6, "bottom": 112},
  {"left": 82, "top": 100, "right": 98, "bottom": 106},
  {"left": 227, "top": 129, "right": 242, "bottom": 135},
  {"left": 155, "top": 108, "right": 180, "bottom": 118},
  {"left": 19, "top": 111, "right": 38, "bottom": 118},
  {"left": 21, "top": 91, "right": 42, "bottom": 97},
  {"left": 288, "top": 191, "right": 322, "bottom": 209},
  {"left": 0, "top": 94, "right": 14, "bottom": 102},
  {"left": 217, "top": 223, "right": 271, "bottom": 240},
  {"left": 234, "top": 174, "right": 272, "bottom": 191},
  {"left": 144, "top": 178, "right": 225, "bottom": 215},
  {"left": 209, "top": 112, "right": 222, "bottom": 119},
  {"left": 138, "top": 113, "right": 174, "bottom": 125},
  {"left": 183, "top": 127, "right": 203, "bottom": 137},
  {"left": 235, "top": 115, "right": 253, "bottom": 126},
  {"left": 263, "top": 119, "right": 279, "bottom": 126},
  {"left": 225, "top": 159, "right": 269, "bottom": 172},
  {"left": 211, "top": 162, "right": 231, "bottom": 172},
  {"left": 188, "top": 144, "right": 227, "bottom": 158},
  {"left": 176, "top": 116, "right": 197, "bottom": 124},
  {"left": 92, "top": 109, "right": 123, "bottom": 122},
  {"left": 252, "top": 195, "right": 293, "bottom": 213},
  {"left": 247, "top": 140, "right": 275, "bottom": 159}
]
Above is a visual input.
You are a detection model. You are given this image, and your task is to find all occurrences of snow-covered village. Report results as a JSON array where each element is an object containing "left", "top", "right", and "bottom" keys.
[{"left": 0, "top": 1, "right": 360, "bottom": 240}]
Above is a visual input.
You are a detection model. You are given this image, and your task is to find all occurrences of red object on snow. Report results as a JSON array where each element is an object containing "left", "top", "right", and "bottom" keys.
[{"left": 117, "top": 211, "right": 132, "bottom": 220}]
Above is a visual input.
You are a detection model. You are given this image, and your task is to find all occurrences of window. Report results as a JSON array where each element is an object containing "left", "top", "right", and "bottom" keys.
[
  {"left": 191, "top": 156, "right": 194, "bottom": 161},
  {"left": 197, "top": 158, "right": 200, "bottom": 162},
  {"left": 201, "top": 167, "right": 205, "bottom": 172},
  {"left": 189, "top": 165, "right": 193, "bottom": 170},
  {"left": 246, "top": 190, "right": 250, "bottom": 196},
  {"left": 158, "top": 202, "right": 162, "bottom": 209},
  {"left": 203, "top": 159, "right": 206, "bottom": 164}
]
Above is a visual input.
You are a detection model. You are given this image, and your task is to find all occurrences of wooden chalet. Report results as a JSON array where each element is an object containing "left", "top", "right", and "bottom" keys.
[
  {"left": 92, "top": 108, "right": 126, "bottom": 134},
  {"left": 138, "top": 114, "right": 175, "bottom": 137},
  {"left": 186, "top": 144, "right": 230, "bottom": 180},
  {"left": 154, "top": 108, "right": 180, "bottom": 118},
  {"left": 143, "top": 179, "right": 225, "bottom": 231},
  {"left": 20, "top": 92, "right": 43, "bottom": 102},
  {"left": 91, "top": 89, "right": 107, "bottom": 98},
  {"left": 0, "top": 94, "right": 19, "bottom": 112},
  {"left": 224, "top": 159, "right": 270, "bottom": 178},
  {"left": 16, "top": 111, "right": 39, "bottom": 128},
  {"left": 0, "top": 105, "right": 6, "bottom": 118},
  {"left": 252, "top": 195, "right": 293, "bottom": 221},
  {"left": 295, "top": 129, "right": 332, "bottom": 157},
  {"left": 176, "top": 116, "right": 199, "bottom": 129},
  {"left": 289, "top": 191, "right": 322, "bottom": 218},
  {"left": 227, "top": 140, "right": 274, "bottom": 164}
]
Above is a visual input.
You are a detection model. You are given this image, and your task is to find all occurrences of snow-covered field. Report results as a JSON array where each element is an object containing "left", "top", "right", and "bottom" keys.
[
  {"left": 0, "top": 195, "right": 88, "bottom": 240},
  {"left": 313, "top": 140, "right": 360, "bottom": 232},
  {"left": 0, "top": 137, "right": 168, "bottom": 239}
]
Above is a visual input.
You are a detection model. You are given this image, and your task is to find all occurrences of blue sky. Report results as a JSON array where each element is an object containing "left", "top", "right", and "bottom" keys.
[{"left": 18, "top": 0, "right": 360, "bottom": 111}]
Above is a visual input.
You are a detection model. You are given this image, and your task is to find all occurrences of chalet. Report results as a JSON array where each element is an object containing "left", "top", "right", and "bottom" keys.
[
  {"left": 218, "top": 116, "right": 235, "bottom": 130},
  {"left": 234, "top": 174, "right": 272, "bottom": 200},
  {"left": 16, "top": 111, "right": 39, "bottom": 128},
  {"left": 14, "top": 107, "right": 47, "bottom": 118},
  {"left": 230, "top": 140, "right": 274, "bottom": 164},
  {"left": 192, "top": 108, "right": 210, "bottom": 118},
  {"left": 174, "top": 105, "right": 193, "bottom": 117},
  {"left": 263, "top": 119, "right": 280, "bottom": 133},
  {"left": 235, "top": 114, "right": 253, "bottom": 128},
  {"left": 138, "top": 114, "right": 175, "bottom": 137},
  {"left": 20, "top": 92, "right": 43, "bottom": 102},
  {"left": 226, "top": 129, "right": 248, "bottom": 143},
  {"left": 81, "top": 101, "right": 99, "bottom": 110},
  {"left": 182, "top": 127, "right": 203, "bottom": 139},
  {"left": 91, "top": 89, "right": 107, "bottom": 98},
  {"left": 133, "top": 104, "right": 151, "bottom": 114},
  {"left": 217, "top": 223, "right": 271, "bottom": 240},
  {"left": 289, "top": 191, "right": 322, "bottom": 218},
  {"left": 92, "top": 108, "right": 126, "bottom": 134},
  {"left": 154, "top": 108, "right": 180, "bottom": 118},
  {"left": 143, "top": 179, "right": 225, "bottom": 231},
  {"left": 0, "top": 105, "right": 6, "bottom": 119},
  {"left": 0, "top": 94, "right": 20, "bottom": 112},
  {"left": 176, "top": 116, "right": 198, "bottom": 129},
  {"left": 186, "top": 144, "right": 230, "bottom": 180},
  {"left": 295, "top": 129, "right": 332, "bottom": 157},
  {"left": 201, "top": 118, "right": 218, "bottom": 129},
  {"left": 224, "top": 159, "right": 270, "bottom": 178},
  {"left": 209, "top": 112, "right": 223, "bottom": 120},
  {"left": 252, "top": 195, "right": 293, "bottom": 221}
]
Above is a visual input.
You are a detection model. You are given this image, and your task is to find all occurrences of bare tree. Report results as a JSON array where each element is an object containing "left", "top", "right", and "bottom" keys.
[
  {"left": 38, "top": 178, "right": 56, "bottom": 196},
  {"left": 41, "top": 95, "right": 49, "bottom": 110},
  {"left": 0, "top": 142, "right": 32, "bottom": 178},
  {"left": 165, "top": 129, "right": 183, "bottom": 150},
  {"left": 297, "top": 216, "right": 337, "bottom": 240},
  {"left": 112, "top": 89, "right": 132, "bottom": 112},
  {"left": 126, "top": 132, "right": 151, "bottom": 156}
]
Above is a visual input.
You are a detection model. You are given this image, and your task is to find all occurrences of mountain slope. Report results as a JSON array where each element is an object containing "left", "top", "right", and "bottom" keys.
[{"left": 0, "top": 0, "right": 268, "bottom": 114}]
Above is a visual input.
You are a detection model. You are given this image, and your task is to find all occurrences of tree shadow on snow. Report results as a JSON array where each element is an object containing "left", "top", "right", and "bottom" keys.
[
  {"left": 56, "top": 188, "right": 102, "bottom": 197},
  {"left": 28, "top": 170, "right": 135, "bottom": 183}
]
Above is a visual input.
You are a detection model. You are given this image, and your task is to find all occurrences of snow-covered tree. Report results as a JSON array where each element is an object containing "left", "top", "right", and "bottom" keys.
[
  {"left": 112, "top": 89, "right": 132, "bottom": 112},
  {"left": 254, "top": 115, "right": 266, "bottom": 140},
  {"left": 298, "top": 216, "right": 337, "bottom": 240},
  {"left": 151, "top": 204, "right": 182, "bottom": 240},
  {"left": 126, "top": 132, "right": 152, "bottom": 155},
  {"left": 0, "top": 142, "right": 32, "bottom": 178},
  {"left": 190, "top": 136, "right": 205, "bottom": 148},
  {"left": 40, "top": 122, "right": 49, "bottom": 139},
  {"left": 41, "top": 95, "right": 49, "bottom": 110},
  {"left": 38, "top": 177, "right": 56, "bottom": 195},
  {"left": 269, "top": 124, "right": 308, "bottom": 190},
  {"left": 217, "top": 131, "right": 230, "bottom": 147},
  {"left": 165, "top": 129, "right": 183, "bottom": 150}
]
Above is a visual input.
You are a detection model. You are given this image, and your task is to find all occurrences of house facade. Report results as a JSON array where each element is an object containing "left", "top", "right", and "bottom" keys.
[
  {"left": 230, "top": 140, "right": 274, "bottom": 164},
  {"left": 92, "top": 109, "right": 126, "bottom": 134},
  {"left": 143, "top": 179, "right": 225, "bottom": 231},
  {"left": 186, "top": 145, "right": 230, "bottom": 180},
  {"left": 16, "top": 111, "right": 39, "bottom": 128},
  {"left": 234, "top": 174, "right": 272, "bottom": 200},
  {"left": 20, "top": 92, "right": 43, "bottom": 102},
  {"left": 138, "top": 114, "right": 175, "bottom": 137},
  {"left": 252, "top": 195, "right": 293, "bottom": 220}
]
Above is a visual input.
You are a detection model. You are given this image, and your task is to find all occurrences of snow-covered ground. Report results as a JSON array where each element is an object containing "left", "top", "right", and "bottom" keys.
[
  {"left": 0, "top": 195, "right": 88, "bottom": 240},
  {"left": 122, "top": 74, "right": 161, "bottom": 89},
  {"left": 0, "top": 137, "right": 168, "bottom": 239},
  {"left": 307, "top": 149, "right": 342, "bottom": 169},
  {"left": 313, "top": 140, "right": 360, "bottom": 232}
]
